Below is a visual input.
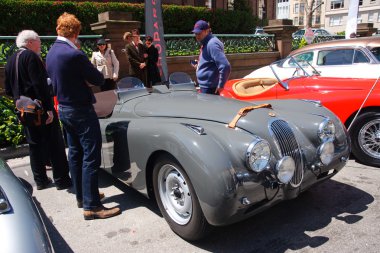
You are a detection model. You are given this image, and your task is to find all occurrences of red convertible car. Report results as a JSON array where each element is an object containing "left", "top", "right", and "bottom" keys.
[{"left": 220, "top": 58, "right": 380, "bottom": 167}]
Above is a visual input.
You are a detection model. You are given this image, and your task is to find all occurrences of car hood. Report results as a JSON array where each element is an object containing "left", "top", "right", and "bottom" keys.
[
  {"left": 135, "top": 92, "right": 266, "bottom": 123},
  {"left": 133, "top": 91, "right": 327, "bottom": 133},
  {"left": 289, "top": 76, "right": 380, "bottom": 91}
]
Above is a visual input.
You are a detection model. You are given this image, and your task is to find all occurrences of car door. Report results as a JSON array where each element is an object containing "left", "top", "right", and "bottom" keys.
[{"left": 314, "top": 48, "right": 375, "bottom": 78}]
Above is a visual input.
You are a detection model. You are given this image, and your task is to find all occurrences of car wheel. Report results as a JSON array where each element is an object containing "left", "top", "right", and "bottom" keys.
[
  {"left": 350, "top": 112, "right": 380, "bottom": 167},
  {"left": 153, "top": 155, "right": 210, "bottom": 241}
]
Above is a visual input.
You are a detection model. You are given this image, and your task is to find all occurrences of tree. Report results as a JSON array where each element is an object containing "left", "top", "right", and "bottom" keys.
[
  {"left": 305, "top": 0, "right": 324, "bottom": 28},
  {"left": 231, "top": 0, "right": 252, "bottom": 12}
]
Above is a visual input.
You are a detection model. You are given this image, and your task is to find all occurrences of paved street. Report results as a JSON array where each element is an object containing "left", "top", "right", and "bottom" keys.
[{"left": 7, "top": 157, "right": 380, "bottom": 253}]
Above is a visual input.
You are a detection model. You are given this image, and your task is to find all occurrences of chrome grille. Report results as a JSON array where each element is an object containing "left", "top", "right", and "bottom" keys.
[{"left": 270, "top": 119, "right": 303, "bottom": 187}]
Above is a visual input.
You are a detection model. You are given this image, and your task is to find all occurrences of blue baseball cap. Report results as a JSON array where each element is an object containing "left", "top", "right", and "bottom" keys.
[{"left": 192, "top": 20, "right": 209, "bottom": 34}]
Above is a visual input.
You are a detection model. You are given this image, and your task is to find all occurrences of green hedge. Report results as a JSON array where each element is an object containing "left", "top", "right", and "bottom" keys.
[
  {"left": 0, "top": 0, "right": 259, "bottom": 35},
  {"left": 0, "top": 96, "right": 24, "bottom": 148}
]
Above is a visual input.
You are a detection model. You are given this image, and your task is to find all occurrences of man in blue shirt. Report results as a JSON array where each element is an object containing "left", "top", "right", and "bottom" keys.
[
  {"left": 46, "top": 12, "right": 121, "bottom": 220},
  {"left": 192, "top": 20, "right": 231, "bottom": 94}
]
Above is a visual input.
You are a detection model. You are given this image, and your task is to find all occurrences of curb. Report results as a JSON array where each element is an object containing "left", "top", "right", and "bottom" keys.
[{"left": 0, "top": 144, "right": 29, "bottom": 160}]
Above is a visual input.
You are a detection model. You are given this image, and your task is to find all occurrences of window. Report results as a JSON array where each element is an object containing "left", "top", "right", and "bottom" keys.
[
  {"left": 370, "top": 0, "right": 376, "bottom": 3},
  {"left": 315, "top": 16, "right": 321, "bottom": 24},
  {"left": 359, "top": 0, "right": 363, "bottom": 6},
  {"left": 227, "top": 0, "right": 234, "bottom": 10},
  {"left": 299, "top": 16, "right": 304, "bottom": 25},
  {"left": 357, "top": 14, "right": 362, "bottom": 24},
  {"left": 369, "top": 13, "right": 374, "bottom": 22},
  {"left": 294, "top": 52, "right": 314, "bottom": 66},
  {"left": 370, "top": 47, "right": 380, "bottom": 61},
  {"left": 318, "top": 49, "right": 354, "bottom": 66},
  {"left": 205, "top": 0, "right": 212, "bottom": 8},
  {"left": 353, "top": 50, "right": 369, "bottom": 63},
  {"left": 329, "top": 16, "right": 342, "bottom": 26},
  {"left": 294, "top": 17, "right": 299, "bottom": 26},
  {"left": 294, "top": 3, "right": 299, "bottom": 14},
  {"left": 286, "top": 52, "right": 314, "bottom": 67},
  {"left": 277, "top": 0, "right": 290, "bottom": 19},
  {"left": 300, "top": 3, "right": 305, "bottom": 14},
  {"left": 331, "top": 0, "right": 344, "bottom": 9}
]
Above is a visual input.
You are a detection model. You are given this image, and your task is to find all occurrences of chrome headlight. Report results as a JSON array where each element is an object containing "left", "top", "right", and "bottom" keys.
[
  {"left": 275, "top": 156, "right": 295, "bottom": 184},
  {"left": 318, "top": 119, "right": 336, "bottom": 142},
  {"left": 246, "top": 139, "right": 271, "bottom": 172},
  {"left": 318, "top": 141, "right": 334, "bottom": 165}
]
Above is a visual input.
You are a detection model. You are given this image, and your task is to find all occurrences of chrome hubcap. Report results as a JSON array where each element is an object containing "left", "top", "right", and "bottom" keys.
[
  {"left": 158, "top": 164, "right": 192, "bottom": 225},
  {"left": 359, "top": 119, "right": 380, "bottom": 159}
]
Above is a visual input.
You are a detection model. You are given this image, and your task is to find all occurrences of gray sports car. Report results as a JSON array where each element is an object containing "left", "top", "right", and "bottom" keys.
[
  {"left": 0, "top": 158, "right": 54, "bottom": 252},
  {"left": 94, "top": 74, "right": 350, "bottom": 240}
]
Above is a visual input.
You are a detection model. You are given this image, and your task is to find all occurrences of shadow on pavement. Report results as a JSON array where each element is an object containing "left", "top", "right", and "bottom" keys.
[
  {"left": 98, "top": 170, "right": 162, "bottom": 217},
  {"left": 189, "top": 179, "right": 374, "bottom": 253}
]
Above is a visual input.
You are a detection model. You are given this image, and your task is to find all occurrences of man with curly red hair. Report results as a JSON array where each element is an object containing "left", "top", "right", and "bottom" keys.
[{"left": 46, "top": 12, "right": 121, "bottom": 220}]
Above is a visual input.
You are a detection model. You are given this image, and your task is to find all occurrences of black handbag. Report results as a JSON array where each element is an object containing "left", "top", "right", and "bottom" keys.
[{"left": 13, "top": 49, "right": 46, "bottom": 127}]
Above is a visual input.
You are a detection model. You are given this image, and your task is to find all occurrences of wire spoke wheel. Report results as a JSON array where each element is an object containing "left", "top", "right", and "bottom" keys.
[
  {"left": 351, "top": 112, "right": 380, "bottom": 167},
  {"left": 359, "top": 119, "right": 380, "bottom": 159}
]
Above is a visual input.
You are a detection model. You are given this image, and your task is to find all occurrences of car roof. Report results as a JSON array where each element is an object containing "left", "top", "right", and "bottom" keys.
[{"left": 290, "top": 36, "right": 380, "bottom": 56}]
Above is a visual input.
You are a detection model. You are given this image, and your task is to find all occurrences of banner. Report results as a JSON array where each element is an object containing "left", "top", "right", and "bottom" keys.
[
  {"left": 345, "top": 0, "right": 359, "bottom": 39},
  {"left": 145, "top": 0, "right": 168, "bottom": 81}
]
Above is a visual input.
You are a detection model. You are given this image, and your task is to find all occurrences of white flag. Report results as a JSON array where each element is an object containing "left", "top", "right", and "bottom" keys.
[{"left": 345, "top": 0, "right": 359, "bottom": 39}]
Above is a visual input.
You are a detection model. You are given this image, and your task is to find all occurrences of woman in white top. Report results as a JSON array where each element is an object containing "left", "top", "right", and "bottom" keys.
[{"left": 91, "top": 38, "right": 120, "bottom": 91}]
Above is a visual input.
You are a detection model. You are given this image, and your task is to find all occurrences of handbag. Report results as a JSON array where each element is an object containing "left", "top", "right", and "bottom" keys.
[
  {"left": 15, "top": 96, "right": 45, "bottom": 127},
  {"left": 13, "top": 49, "right": 46, "bottom": 127}
]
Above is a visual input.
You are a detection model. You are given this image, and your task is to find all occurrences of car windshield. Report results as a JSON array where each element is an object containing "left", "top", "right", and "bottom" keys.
[
  {"left": 294, "top": 30, "right": 305, "bottom": 36},
  {"left": 270, "top": 56, "right": 316, "bottom": 90}
]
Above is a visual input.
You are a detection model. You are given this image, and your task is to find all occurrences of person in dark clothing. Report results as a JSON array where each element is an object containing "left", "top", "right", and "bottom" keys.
[
  {"left": 144, "top": 36, "right": 161, "bottom": 86},
  {"left": 46, "top": 12, "right": 121, "bottom": 220},
  {"left": 126, "top": 29, "right": 148, "bottom": 87},
  {"left": 5, "top": 30, "right": 72, "bottom": 190}
]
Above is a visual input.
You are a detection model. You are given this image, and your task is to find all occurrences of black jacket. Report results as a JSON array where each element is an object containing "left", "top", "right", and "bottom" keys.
[
  {"left": 146, "top": 45, "right": 161, "bottom": 85},
  {"left": 5, "top": 47, "right": 53, "bottom": 111}
]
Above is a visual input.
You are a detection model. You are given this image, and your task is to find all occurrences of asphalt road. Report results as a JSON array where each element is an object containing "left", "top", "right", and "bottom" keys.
[{"left": 7, "top": 157, "right": 380, "bottom": 253}]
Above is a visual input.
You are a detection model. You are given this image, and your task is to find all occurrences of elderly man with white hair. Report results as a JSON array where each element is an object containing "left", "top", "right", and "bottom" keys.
[{"left": 5, "top": 30, "right": 72, "bottom": 191}]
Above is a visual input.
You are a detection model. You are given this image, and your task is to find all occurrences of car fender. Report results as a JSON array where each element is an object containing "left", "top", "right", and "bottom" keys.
[{"left": 127, "top": 119, "right": 253, "bottom": 224}]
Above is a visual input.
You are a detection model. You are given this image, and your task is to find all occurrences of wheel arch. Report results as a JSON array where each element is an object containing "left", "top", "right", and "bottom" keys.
[
  {"left": 344, "top": 106, "right": 380, "bottom": 129},
  {"left": 145, "top": 150, "right": 176, "bottom": 201}
]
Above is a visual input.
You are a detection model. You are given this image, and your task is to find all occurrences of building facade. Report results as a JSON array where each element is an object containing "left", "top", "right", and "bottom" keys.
[
  {"left": 287, "top": 0, "right": 324, "bottom": 28},
  {"left": 324, "top": 0, "right": 380, "bottom": 34},
  {"left": 282, "top": 0, "right": 380, "bottom": 34}
]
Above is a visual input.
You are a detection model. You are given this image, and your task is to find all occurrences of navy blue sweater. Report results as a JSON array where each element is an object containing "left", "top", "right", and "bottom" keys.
[
  {"left": 196, "top": 33, "right": 231, "bottom": 89},
  {"left": 46, "top": 40, "right": 104, "bottom": 107}
]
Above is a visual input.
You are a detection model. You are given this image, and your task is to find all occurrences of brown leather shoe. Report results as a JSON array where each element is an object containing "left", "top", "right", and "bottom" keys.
[
  {"left": 83, "top": 206, "right": 121, "bottom": 220},
  {"left": 77, "top": 192, "right": 105, "bottom": 208}
]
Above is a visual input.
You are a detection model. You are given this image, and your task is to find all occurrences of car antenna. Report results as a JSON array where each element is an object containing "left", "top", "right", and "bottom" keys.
[{"left": 347, "top": 75, "right": 380, "bottom": 132}]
